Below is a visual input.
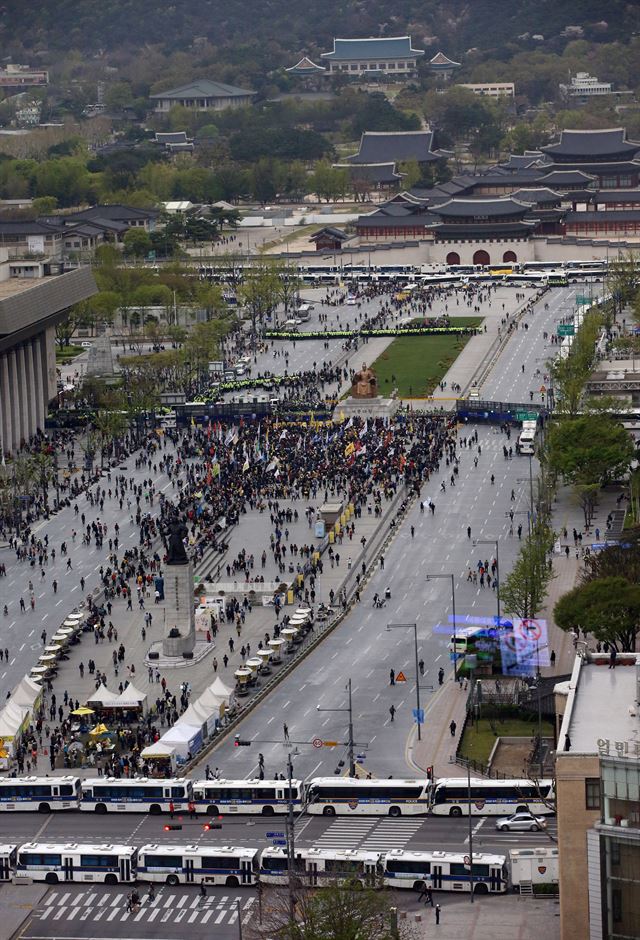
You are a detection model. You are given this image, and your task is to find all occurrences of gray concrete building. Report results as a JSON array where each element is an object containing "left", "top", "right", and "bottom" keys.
[{"left": 0, "top": 252, "right": 96, "bottom": 455}]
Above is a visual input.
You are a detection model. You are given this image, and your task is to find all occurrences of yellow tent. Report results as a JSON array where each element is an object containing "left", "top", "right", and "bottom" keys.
[
  {"left": 89, "top": 723, "right": 109, "bottom": 736},
  {"left": 71, "top": 706, "right": 95, "bottom": 716}
]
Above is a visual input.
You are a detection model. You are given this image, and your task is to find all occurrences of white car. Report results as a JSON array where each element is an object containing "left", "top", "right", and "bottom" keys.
[
  {"left": 495, "top": 812, "right": 547, "bottom": 832},
  {"left": 80, "top": 341, "right": 93, "bottom": 348},
  {"left": 346, "top": 296, "right": 357, "bottom": 305}
]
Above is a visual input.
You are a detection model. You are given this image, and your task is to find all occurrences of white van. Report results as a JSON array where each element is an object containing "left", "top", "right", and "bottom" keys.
[
  {"left": 296, "top": 304, "right": 312, "bottom": 321},
  {"left": 284, "top": 319, "right": 300, "bottom": 330}
]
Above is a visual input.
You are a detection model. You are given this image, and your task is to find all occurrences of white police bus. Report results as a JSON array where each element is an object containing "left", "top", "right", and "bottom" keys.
[
  {"left": 305, "top": 777, "right": 430, "bottom": 816},
  {"left": 16, "top": 842, "right": 137, "bottom": 884},
  {"left": 429, "top": 778, "right": 554, "bottom": 817},
  {"left": 0, "top": 776, "right": 81, "bottom": 812},
  {"left": 137, "top": 844, "right": 258, "bottom": 886},
  {"left": 260, "top": 846, "right": 381, "bottom": 888},
  {"left": 192, "top": 778, "right": 303, "bottom": 816},
  {"left": 382, "top": 849, "right": 507, "bottom": 894},
  {"left": 80, "top": 778, "right": 192, "bottom": 814}
]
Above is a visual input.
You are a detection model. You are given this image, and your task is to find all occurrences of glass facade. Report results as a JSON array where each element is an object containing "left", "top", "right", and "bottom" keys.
[{"left": 598, "top": 759, "right": 640, "bottom": 939}]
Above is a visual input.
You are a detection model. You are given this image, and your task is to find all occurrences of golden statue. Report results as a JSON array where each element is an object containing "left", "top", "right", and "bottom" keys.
[{"left": 351, "top": 362, "right": 378, "bottom": 399}]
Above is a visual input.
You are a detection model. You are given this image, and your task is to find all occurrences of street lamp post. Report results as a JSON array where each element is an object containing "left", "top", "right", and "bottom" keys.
[
  {"left": 317, "top": 677, "right": 356, "bottom": 776},
  {"left": 387, "top": 623, "right": 423, "bottom": 740},
  {"left": 474, "top": 538, "right": 500, "bottom": 625},
  {"left": 425, "top": 573, "right": 458, "bottom": 681}
]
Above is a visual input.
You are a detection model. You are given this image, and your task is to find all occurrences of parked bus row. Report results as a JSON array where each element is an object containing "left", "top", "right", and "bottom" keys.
[
  {"left": 198, "top": 258, "right": 608, "bottom": 287},
  {"left": 1, "top": 840, "right": 558, "bottom": 894},
  {"left": 0, "top": 775, "right": 554, "bottom": 817}
]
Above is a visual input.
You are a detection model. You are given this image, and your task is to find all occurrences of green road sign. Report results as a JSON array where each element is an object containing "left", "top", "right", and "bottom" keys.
[
  {"left": 515, "top": 411, "right": 539, "bottom": 421},
  {"left": 557, "top": 324, "right": 575, "bottom": 337},
  {"left": 576, "top": 295, "right": 591, "bottom": 305}
]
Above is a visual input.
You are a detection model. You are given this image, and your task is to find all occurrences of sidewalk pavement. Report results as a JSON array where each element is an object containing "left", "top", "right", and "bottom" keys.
[
  {"left": 0, "top": 883, "right": 48, "bottom": 940},
  {"left": 399, "top": 892, "right": 559, "bottom": 940}
]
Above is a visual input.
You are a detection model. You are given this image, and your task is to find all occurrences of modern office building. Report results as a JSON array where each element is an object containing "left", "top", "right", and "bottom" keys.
[
  {"left": 554, "top": 651, "right": 640, "bottom": 940},
  {"left": 0, "top": 252, "right": 96, "bottom": 455}
]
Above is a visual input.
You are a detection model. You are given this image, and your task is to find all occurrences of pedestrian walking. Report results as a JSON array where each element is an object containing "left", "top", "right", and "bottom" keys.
[
  {"left": 435, "top": 903, "right": 441, "bottom": 925},
  {"left": 389, "top": 668, "right": 395, "bottom": 685},
  {"left": 389, "top": 705, "right": 395, "bottom": 722},
  {"left": 283, "top": 722, "right": 290, "bottom": 742},
  {"left": 450, "top": 720, "right": 457, "bottom": 737},
  {"left": 438, "top": 667, "right": 444, "bottom": 686}
]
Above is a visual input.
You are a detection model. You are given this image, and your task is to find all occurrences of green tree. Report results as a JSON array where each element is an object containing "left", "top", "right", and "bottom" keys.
[
  {"left": 547, "top": 414, "right": 634, "bottom": 525},
  {"left": 554, "top": 577, "right": 640, "bottom": 652},
  {"left": 311, "top": 162, "right": 348, "bottom": 203},
  {"left": 239, "top": 262, "right": 281, "bottom": 348},
  {"left": 123, "top": 227, "right": 153, "bottom": 258},
  {"left": 549, "top": 308, "right": 603, "bottom": 415},
  {"left": 501, "top": 522, "right": 556, "bottom": 619},
  {"left": 252, "top": 881, "right": 405, "bottom": 940}
]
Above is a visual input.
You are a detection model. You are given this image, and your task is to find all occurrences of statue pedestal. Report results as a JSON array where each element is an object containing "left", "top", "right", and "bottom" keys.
[
  {"left": 162, "top": 563, "right": 196, "bottom": 658},
  {"left": 333, "top": 396, "right": 400, "bottom": 422}
]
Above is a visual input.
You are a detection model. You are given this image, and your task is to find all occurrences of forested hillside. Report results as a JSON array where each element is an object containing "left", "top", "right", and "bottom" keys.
[{"left": 2, "top": 0, "right": 639, "bottom": 58}]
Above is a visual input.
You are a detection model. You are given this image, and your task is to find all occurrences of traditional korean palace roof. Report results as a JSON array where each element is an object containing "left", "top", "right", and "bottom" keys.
[
  {"left": 429, "top": 51, "right": 461, "bottom": 69},
  {"left": 540, "top": 128, "right": 640, "bottom": 159},
  {"left": 149, "top": 79, "right": 255, "bottom": 101},
  {"left": 346, "top": 130, "right": 439, "bottom": 165},
  {"left": 427, "top": 196, "right": 533, "bottom": 219},
  {"left": 286, "top": 57, "right": 326, "bottom": 75},
  {"left": 321, "top": 36, "right": 424, "bottom": 61}
]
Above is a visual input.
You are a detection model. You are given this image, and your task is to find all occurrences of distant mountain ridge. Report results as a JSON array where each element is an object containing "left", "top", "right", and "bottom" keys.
[{"left": 1, "top": 0, "right": 638, "bottom": 57}]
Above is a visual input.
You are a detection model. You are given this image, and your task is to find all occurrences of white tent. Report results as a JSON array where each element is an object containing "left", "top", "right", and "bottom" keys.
[
  {"left": 160, "top": 722, "right": 202, "bottom": 760},
  {"left": 87, "top": 684, "right": 120, "bottom": 706},
  {"left": 106, "top": 683, "right": 148, "bottom": 713},
  {"left": 0, "top": 700, "right": 29, "bottom": 741},
  {"left": 10, "top": 675, "right": 43, "bottom": 709},
  {"left": 208, "top": 677, "right": 234, "bottom": 705},
  {"left": 181, "top": 701, "right": 213, "bottom": 730},
  {"left": 196, "top": 687, "right": 226, "bottom": 716},
  {"left": 140, "top": 740, "right": 178, "bottom": 770}
]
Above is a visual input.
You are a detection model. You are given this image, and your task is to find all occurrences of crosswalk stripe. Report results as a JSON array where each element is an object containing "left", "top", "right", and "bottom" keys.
[
  {"left": 215, "top": 910, "right": 226, "bottom": 924},
  {"left": 67, "top": 907, "right": 80, "bottom": 921},
  {"left": 58, "top": 893, "right": 70, "bottom": 906},
  {"left": 53, "top": 907, "right": 67, "bottom": 921},
  {"left": 201, "top": 910, "right": 213, "bottom": 924},
  {"left": 148, "top": 908, "right": 160, "bottom": 922}
]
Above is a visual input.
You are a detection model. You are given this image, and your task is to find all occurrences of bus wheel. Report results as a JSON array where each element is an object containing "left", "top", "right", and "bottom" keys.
[
  {"left": 449, "top": 807, "right": 463, "bottom": 818},
  {"left": 149, "top": 804, "right": 162, "bottom": 815},
  {"left": 474, "top": 883, "right": 489, "bottom": 895},
  {"left": 322, "top": 806, "right": 336, "bottom": 816},
  {"left": 166, "top": 875, "right": 179, "bottom": 887},
  {"left": 95, "top": 803, "right": 108, "bottom": 814},
  {"left": 226, "top": 876, "right": 239, "bottom": 887},
  {"left": 38, "top": 802, "right": 51, "bottom": 813},
  {"left": 105, "top": 874, "right": 118, "bottom": 885},
  {"left": 45, "top": 873, "right": 59, "bottom": 885},
  {"left": 388, "top": 806, "right": 401, "bottom": 818},
  {"left": 261, "top": 806, "right": 275, "bottom": 816},
  {"left": 206, "top": 805, "right": 219, "bottom": 817}
]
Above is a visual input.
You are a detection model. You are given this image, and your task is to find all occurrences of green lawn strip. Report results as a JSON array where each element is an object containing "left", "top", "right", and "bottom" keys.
[
  {"left": 458, "top": 717, "right": 555, "bottom": 765},
  {"left": 370, "top": 317, "right": 482, "bottom": 397},
  {"left": 56, "top": 345, "right": 84, "bottom": 364}
]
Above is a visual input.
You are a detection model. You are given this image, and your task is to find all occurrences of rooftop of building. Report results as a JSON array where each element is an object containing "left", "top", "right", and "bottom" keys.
[
  {"left": 347, "top": 130, "right": 438, "bottom": 165},
  {"left": 558, "top": 652, "right": 640, "bottom": 756},
  {"left": 429, "top": 51, "right": 461, "bottom": 68},
  {"left": 541, "top": 128, "right": 640, "bottom": 158},
  {"left": 321, "top": 36, "right": 424, "bottom": 60},
  {"left": 428, "top": 196, "right": 533, "bottom": 218},
  {"left": 149, "top": 79, "right": 255, "bottom": 100},
  {"left": 286, "top": 57, "right": 326, "bottom": 74}
]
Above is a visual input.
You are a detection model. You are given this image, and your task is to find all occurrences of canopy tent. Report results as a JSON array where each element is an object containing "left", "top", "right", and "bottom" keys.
[
  {"left": 141, "top": 739, "right": 177, "bottom": 760},
  {"left": 0, "top": 700, "right": 30, "bottom": 745},
  {"left": 195, "top": 687, "right": 226, "bottom": 716},
  {"left": 10, "top": 675, "right": 43, "bottom": 710},
  {"left": 110, "top": 683, "right": 148, "bottom": 713},
  {"left": 208, "top": 677, "right": 234, "bottom": 705},
  {"left": 87, "top": 684, "right": 120, "bottom": 706},
  {"left": 159, "top": 722, "right": 202, "bottom": 761}
]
